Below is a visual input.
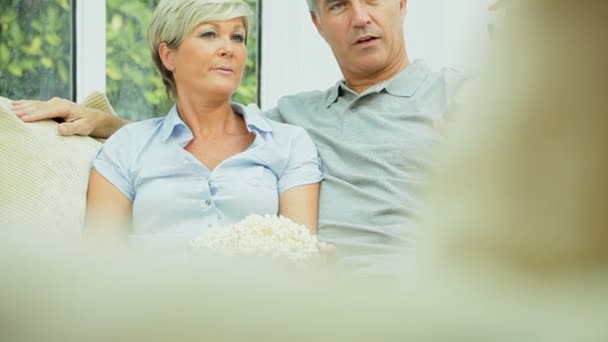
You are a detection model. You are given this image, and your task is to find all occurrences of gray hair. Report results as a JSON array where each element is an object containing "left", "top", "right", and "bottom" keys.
[
  {"left": 148, "top": 0, "right": 253, "bottom": 100},
  {"left": 306, "top": 0, "right": 317, "bottom": 12}
]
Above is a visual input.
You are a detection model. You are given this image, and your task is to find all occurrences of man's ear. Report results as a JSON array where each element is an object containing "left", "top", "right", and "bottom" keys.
[
  {"left": 310, "top": 12, "right": 326, "bottom": 39},
  {"left": 158, "top": 42, "right": 175, "bottom": 71},
  {"left": 399, "top": 0, "right": 407, "bottom": 16}
]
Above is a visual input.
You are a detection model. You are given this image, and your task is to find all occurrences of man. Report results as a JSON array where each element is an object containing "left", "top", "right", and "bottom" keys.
[{"left": 13, "top": 0, "right": 467, "bottom": 275}]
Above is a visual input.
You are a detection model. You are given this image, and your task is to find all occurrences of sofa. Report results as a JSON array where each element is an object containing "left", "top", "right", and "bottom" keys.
[{"left": 0, "top": 93, "right": 115, "bottom": 234}]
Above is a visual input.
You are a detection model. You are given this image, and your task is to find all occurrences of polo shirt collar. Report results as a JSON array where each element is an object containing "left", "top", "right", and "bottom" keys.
[
  {"left": 384, "top": 59, "right": 430, "bottom": 97},
  {"left": 161, "top": 102, "right": 272, "bottom": 142},
  {"left": 324, "top": 59, "right": 431, "bottom": 108},
  {"left": 324, "top": 80, "right": 343, "bottom": 108}
]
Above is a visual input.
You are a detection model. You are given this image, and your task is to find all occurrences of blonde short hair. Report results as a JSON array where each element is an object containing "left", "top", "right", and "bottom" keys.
[{"left": 148, "top": 0, "right": 253, "bottom": 101}]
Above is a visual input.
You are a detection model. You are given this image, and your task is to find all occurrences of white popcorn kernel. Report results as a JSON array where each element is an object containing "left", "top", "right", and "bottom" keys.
[{"left": 189, "top": 214, "right": 320, "bottom": 261}]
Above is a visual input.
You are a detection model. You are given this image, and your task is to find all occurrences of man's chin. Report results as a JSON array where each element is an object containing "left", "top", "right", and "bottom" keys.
[{"left": 349, "top": 58, "right": 389, "bottom": 76}]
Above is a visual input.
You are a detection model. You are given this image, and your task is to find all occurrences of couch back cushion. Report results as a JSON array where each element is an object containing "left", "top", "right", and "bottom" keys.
[{"left": 0, "top": 95, "right": 107, "bottom": 235}]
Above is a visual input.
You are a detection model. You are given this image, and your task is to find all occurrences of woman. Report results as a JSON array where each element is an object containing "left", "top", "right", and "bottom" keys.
[{"left": 85, "top": 0, "right": 322, "bottom": 248}]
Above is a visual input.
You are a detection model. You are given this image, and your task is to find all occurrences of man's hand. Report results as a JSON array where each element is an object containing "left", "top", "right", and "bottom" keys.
[
  {"left": 433, "top": 118, "right": 449, "bottom": 136},
  {"left": 317, "top": 241, "right": 337, "bottom": 256},
  {"left": 11, "top": 97, "right": 127, "bottom": 138}
]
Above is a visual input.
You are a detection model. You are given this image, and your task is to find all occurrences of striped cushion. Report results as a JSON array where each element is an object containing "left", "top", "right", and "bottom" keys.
[{"left": 0, "top": 93, "right": 115, "bottom": 235}]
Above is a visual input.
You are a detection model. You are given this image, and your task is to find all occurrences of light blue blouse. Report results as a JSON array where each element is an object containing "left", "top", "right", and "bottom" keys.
[{"left": 92, "top": 103, "right": 322, "bottom": 249}]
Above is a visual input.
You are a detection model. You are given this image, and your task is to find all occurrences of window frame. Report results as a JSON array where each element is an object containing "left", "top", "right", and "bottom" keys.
[
  {"left": 74, "top": 0, "right": 106, "bottom": 102},
  {"left": 73, "top": 0, "right": 263, "bottom": 106}
]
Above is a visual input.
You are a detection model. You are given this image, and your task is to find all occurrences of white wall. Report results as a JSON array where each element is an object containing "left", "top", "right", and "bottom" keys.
[
  {"left": 75, "top": 0, "right": 106, "bottom": 102},
  {"left": 260, "top": 0, "right": 490, "bottom": 110},
  {"left": 441, "top": 0, "right": 492, "bottom": 72},
  {"left": 259, "top": 0, "right": 340, "bottom": 109}
]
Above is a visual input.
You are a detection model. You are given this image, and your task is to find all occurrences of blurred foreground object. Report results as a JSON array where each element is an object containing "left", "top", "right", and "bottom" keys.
[
  {"left": 1, "top": 1, "right": 608, "bottom": 341},
  {"left": 487, "top": 0, "right": 508, "bottom": 38},
  {"left": 413, "top": 1, "right": 608, "bottom": 339},
  {"left": 425, "top": 0, "right": 608, "bottom": 270}
]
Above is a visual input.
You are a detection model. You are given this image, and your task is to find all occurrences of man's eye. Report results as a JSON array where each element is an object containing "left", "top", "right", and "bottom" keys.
[
  {"left": 200, "top": 31, "right": 216, "bottom": 38},
  {"left": 329, "top": 1, "right": 346, "bottom": 11},
  {"left": 231, "top": 33, "right": 246, "bottom": 43}
]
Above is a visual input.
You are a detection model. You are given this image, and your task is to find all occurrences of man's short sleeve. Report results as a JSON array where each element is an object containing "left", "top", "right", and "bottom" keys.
[
  {"left": 278, "top": 127, "right": 323, "bottom": 194},
  {"left": 91, "top": 127, "right": 135, "bottom": 201},
  {"left": 261, "top": 107, "right": 285, "bottom": 123}
]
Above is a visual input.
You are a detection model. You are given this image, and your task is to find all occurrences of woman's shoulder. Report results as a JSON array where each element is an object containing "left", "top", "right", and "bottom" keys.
[
  {"left": 121, "top": 116, "right": 164, "bottom": 134},
  {"left": 109, "top": 117, "right": 165, "bottom": 143}
]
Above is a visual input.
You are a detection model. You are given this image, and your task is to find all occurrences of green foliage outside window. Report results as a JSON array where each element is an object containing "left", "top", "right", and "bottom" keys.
[
  {"left": 0, "top": 0, "right": 259, "bottom": 120},
  {"left": 0, "top": 0, "right": 73, "bottom": 100},
  {"left": 106, "top": 0, "right": 259, "bottom": 120}
]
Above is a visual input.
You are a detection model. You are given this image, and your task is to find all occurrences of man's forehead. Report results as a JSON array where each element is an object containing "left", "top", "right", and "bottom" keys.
[
  {"left": 319, "top": 0, "right": 341, "bottom": 8},
  {"left": 316, "top": 0, "right": 401, "bottom": 10}
]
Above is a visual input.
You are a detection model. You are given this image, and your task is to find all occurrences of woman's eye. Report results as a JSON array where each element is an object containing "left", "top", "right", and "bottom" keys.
[
  {"left": 200, "top": 31, "right": 216, "bottom": 38},
  {"left": 231, "top": 33, "right": 245, "bottom": 43}
]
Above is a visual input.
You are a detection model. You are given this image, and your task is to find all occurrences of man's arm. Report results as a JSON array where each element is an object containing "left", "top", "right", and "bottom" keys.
[{"left": 11, "top": 97, "right": 129, "bottom": 139}]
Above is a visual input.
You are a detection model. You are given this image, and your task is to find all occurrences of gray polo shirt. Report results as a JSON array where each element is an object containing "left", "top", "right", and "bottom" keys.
[{"left": 264, "top": 60, "right": 467, "bottom": 275}]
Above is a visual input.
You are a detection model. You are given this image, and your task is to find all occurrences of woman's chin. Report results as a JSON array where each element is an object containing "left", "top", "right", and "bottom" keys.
[{"left": 192, "top": 86, "right": 240, "bottom": 102}]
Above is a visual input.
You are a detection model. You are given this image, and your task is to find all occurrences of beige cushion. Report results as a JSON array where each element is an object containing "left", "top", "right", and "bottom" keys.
[{"left": 0, "top": 93, "right": 116, "bottom": 235}]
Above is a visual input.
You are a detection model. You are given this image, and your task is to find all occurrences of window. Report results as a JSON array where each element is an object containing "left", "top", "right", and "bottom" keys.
[
  {"left": 0, "top": 0, "right": 74, "bottom": 100},
  {"left": 105, "top": 0, "right": 259, "bottom": 120},
  {"left": 0, "top": 0, "right": 259, "bottom": 119}
]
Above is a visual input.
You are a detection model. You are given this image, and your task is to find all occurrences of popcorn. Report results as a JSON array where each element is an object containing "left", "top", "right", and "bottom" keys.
[{"left": 190, "top": 214, "right": 319, "bottom": 261}]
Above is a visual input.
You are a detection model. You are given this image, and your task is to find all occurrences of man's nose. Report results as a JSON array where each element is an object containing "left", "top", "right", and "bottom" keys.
[{"left": 351, "top": 1, "right": 372, "bottom": 27}]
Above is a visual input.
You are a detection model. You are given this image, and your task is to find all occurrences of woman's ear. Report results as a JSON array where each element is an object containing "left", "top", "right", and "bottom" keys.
[{"left": 158, "top": 42, "right": 175, "bottom": 71}]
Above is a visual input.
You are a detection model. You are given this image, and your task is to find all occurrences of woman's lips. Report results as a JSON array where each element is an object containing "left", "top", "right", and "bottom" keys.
[{"left": 213, "top": 66, "right": 234, "bottom": 73}]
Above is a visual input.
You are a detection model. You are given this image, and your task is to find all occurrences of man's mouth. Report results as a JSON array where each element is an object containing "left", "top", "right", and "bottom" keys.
[{"left": 354, "top": 35, "right": 378, "bottom": 45}]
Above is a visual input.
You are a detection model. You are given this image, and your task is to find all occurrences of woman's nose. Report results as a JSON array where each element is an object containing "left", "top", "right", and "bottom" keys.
[
  {"left": 219, "top": 49, "right": 233, "bottom": 57},
  {"left": 219, "top": 38, "right": 235, "bottom": 57}
]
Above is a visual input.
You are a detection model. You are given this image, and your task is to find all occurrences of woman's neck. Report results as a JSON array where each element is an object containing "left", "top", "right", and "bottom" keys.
[{"left": 175, "top": 97, "right": 245, "bottom": 139}]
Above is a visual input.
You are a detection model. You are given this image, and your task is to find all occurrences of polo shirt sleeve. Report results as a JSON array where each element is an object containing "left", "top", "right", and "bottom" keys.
[
  {"left": 91, "top": 127, "right": 135, "bottom": 201},
  {"left": 261, "top": 107, "right": 285, "bottom": 123},
  {"left": 278, "top": 127, "right": 323, "bottom": 194}
]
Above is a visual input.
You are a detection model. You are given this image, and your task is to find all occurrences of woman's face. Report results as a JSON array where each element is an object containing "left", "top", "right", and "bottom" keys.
[{"left": 170, "top": 18, "right": 247, "bottom": 99}]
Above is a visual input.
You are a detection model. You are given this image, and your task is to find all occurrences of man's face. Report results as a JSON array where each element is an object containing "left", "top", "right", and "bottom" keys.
[{"left": 312, "top": 0, "right": 407, "bottom": 79}]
